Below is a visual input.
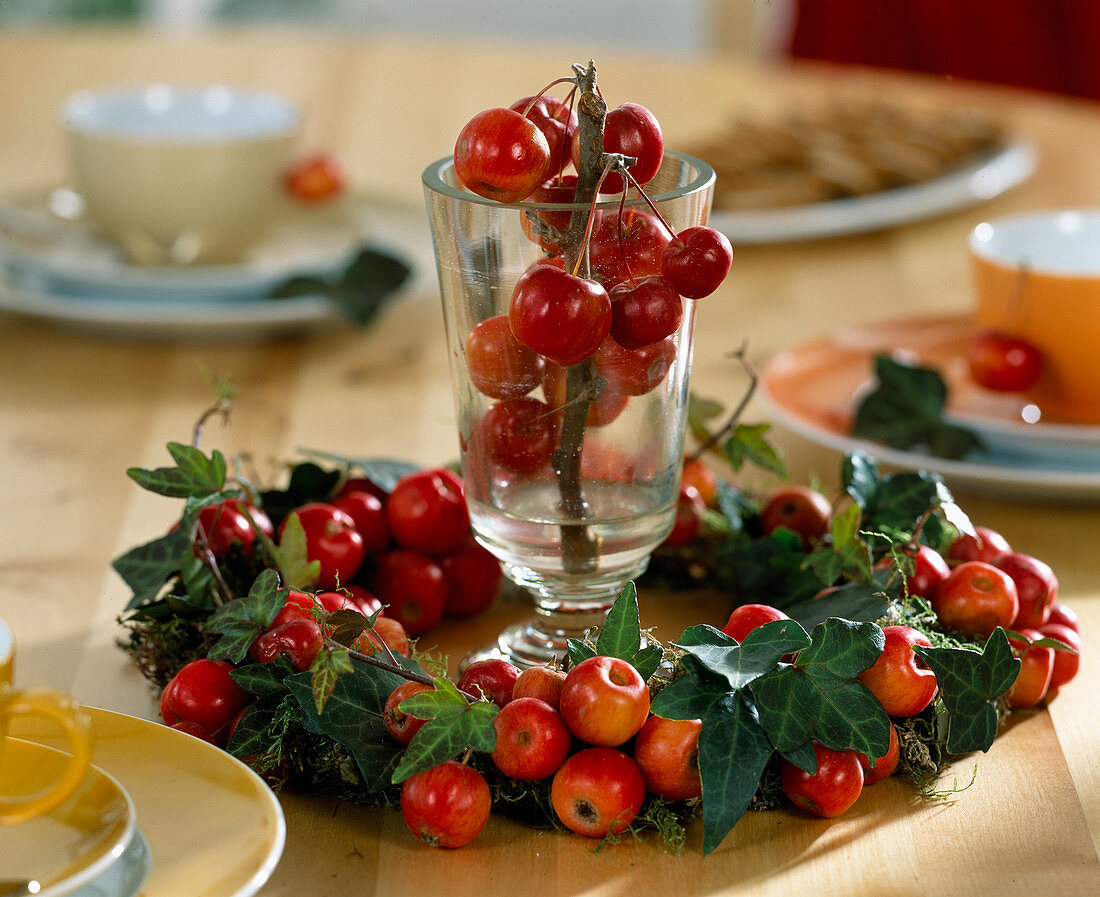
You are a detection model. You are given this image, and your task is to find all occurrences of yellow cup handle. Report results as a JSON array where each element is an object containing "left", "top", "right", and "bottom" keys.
[{"left": 0, "top": 687, "right": 94, "bottom": 824}]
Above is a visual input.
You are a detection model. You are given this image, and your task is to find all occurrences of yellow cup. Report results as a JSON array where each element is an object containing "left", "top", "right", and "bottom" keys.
[
  {"left": 0, "top": 618, "right": 94, "bottom": 824},
  {"left": 970, "top": 210, "right": 1100, "bottom": 424}
]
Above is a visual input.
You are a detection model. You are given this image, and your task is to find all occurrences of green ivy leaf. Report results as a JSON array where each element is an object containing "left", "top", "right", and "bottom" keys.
[
  {"left": 595, "top": 582, "right": 643, "bottom": 660},
  {"left": 225, "top": 697, "right": 280, "bottom": 762},
  {"left": 650, "top": 654, "right": 736, "bottom": 721},
  {"left": 632, "top": 643, "right": 665, "bottom": 681},
  {"left": 392, "top": 678, "right": 499, "bottom": 784},
  {"left": 206, "top": 569, "right": 285, "bottom": 663},
  {"left": 258, "top": 462, "right": 342, "bottom": 523},
  {"left": 783, "top": 580, "right": 892, "bottom": 631},
  {"left": 687, "top": 393, "right": 725, "bottom": 445},
  {"left": 328, "top": 608, "right": 372, "bottom": 647},
  {"left": 698, "top": 694, "right": 774, "bottom": 855},
  {"left": 126, "top": 442, "right": 228, "bottom": 498},
  {"left": 230, "top": 656, "right": 298, "bottom": 696},
  {"left": 721, "top": 422, "right": 787, "bottom": 478},
  {"left": 311, "top": 646, "right": 355, "bottom": 714},
  {"left": 113, "top": 528, "right": 189, "bottom": 609},
  {"left": 751, "top": 618, "right": 889, "bottom": 759},
  {"left": 269, "top": 511, "right": 321, "bottom": 589},
  {"left": 676, "top": 622, "right": 810, "bottom": 692},
  {"left": 566, "top": 638, "right": 597, "bottom": 668},
  {"left": 285, "top": 654, "right": 424, "bottom": 792},
  {"left": 914, "top": 629, "right": 1020, "bottom": 754},
  {"left": 851, "top": 355, "right": 982, "bottom": 460},
  {"left": 713, "top": 528, "right": 823, "bottom": 609},
  {"left": 842, "top": 450, "right": 881, "bottom": 511}
]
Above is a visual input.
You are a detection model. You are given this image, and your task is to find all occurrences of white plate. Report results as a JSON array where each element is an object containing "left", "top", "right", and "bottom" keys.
[
  {"left": 710, "top": 140, "right": 1036, "bottom": 244},
  {"left": 758, "top": 313, "right": 1100, "bottom": 501},
  {"left": 0, "top": 270, "right": 343, "bottom": 340},
  {"left": 10, "top": 707, "right": 286, "bottom": 897},
  {"left": 0, "top": 189, "right": 374, "bottom": 302}
]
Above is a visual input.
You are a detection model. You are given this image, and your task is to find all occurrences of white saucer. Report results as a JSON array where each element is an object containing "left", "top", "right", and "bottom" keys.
[
  {"left": 0, "top": 188, "right": 371, "bottom": 303},
  {"left": 67, "top": 829, "right": 151, "bottom": 897}
]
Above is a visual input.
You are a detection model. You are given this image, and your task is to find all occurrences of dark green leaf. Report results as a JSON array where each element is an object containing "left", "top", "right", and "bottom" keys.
[
  {"left": 650, "top": 654, "right": 733, "bottom": 721},
  {"left": 677, "top": 622, "right": 810, "bottom": 692},
  {"left": 687, "top": 393, "right": 725, "bottom": 445},
  {"left": 269, "top": 275, "right": 329, "bottom": 299},
  {"left": 713, "top": 479, "right": 753, "bottom": 534},
  {"left": 713, "top": 528, "right": 823, "bottom": 609},
  {"left": 914, "top": 629, "right": 1020, "bottom": 754},
  {"left": 751, "top": 619, "right": 889, "bottom": 759},
  {"left": 225, "top": 698, "right": 279, "bottom": 761},
  {"left": 230, "top": 657, "right": 298, "bottom": 696},
  {"left": 721, "top": 422, "right": 787, "bottom": 478},
  {"left": 285, "top": 655, "right": 423, "bottom": 792},
  {"left": 392, "top": 678, "right": 499, "bottom": 783},
  {"left": 126, "top": 442, "right": 227, "bottom": 498},
  {"left": 179, "top": 550, "right": 218, "bottom": 611},
  {"left": 206, "top": 569, "right": 285, "bottom": 663},
  {"left": 698, "top": 694, "right": 774, "bottom": 854},
  {"left": 632, "top": 643, "right": 665, "bottom": 682},
  {"left": 113, "top": 529, "right": 189, "bottom": 609},
  {"left": 780, "top": 740, "right": 818, "bottom": 775},
  {"left": 311, "top": 646, "right": 355, "bottom": 714},
  {"left": 595, "top": 582, "right": 643, "bottom": 660},
  {"left": 851, "top": 355, "right": 982, "bottom": 459},
  {"left": 259, "top": 462, "right": 342, "bottom": 523},
  {"left": 566, "top": 638, "right": 597, "bottom": 668},
  {"left": 842, "top": 450, "right": 880, "bottom": 510},
  {"left": 783, "top": 581, "right": 891, "bottom": 631}
]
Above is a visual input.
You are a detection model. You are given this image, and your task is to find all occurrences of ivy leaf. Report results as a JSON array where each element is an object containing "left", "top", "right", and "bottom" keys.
[
  {"left": 230, "top": 656, "right": 298, "bottom": 696},
  {"left": 258, "top": 462, "right": 342, "bottom": 524},
  {"left": 914, "top": 629, "right": 1020, "bottom": 754},
  {"left": 566, "top": 638, "right": 597, "bottom": 668},
  {"left": 851, "top": 355, "right": 983, "bottom": 459},
  {"left": 311, "top": 646, "right": 355, "bottom": 714},
  {"left": 595, "top": 582, "right": 643, "bottom": 660},
  {"left": 328, "top": 608, "right": 372, "bottom": 647},
  {"left": 698, "top": 694, "right": 774, "bottom": 854},
  {"left": 842, "top": 450, "right": 881, "bottom": 511},
  {"left": 721, "top": 422, "right": 787, "bottom": 478},
  {"left": 285, "top": 654, "right": 424, "bottom": 792},
  {"left": 269, "top": 511, "right": 321, "bottom": 589},
  {"left": 206, "top": 569, "right": 285, "bottom": 663},
  {"left": 392, "top": 678, "right": 499, "bottom": 784},
  {"left": 713, "top": 528, "right": 823, "bottom": 609},
  {"left": 650, "top": 653, "right": 736, "bottom": 721},
  {"left": 114, "top": 528, "right": 189, "bottom": 609},
  {"left": 126, "top": 442, "right": 228, "bottom": 498},
  {"left": 687, "top": 393, "right": 725, "bottom": 445},
  {"left": 632, "top": 643, "right": 665, "bottom": 682},
  {"left": 225, "top": 696, "right": 281, "bottom": 762},
  {"left": 751, "top": 618, "right": 889, "bottom": 759},
  {"left": 783, "top": 580, "right": 892, "bottom": 631},
  {"left": 676, "top": 622, "right": 810, "bottom": 692}
]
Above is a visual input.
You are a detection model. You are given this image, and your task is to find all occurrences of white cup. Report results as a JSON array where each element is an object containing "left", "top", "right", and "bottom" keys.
[{"left": 63, "top": 83, "right": 300, "bottom": 265}]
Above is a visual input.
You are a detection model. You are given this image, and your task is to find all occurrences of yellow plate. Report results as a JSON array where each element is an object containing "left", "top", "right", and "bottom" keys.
[
  {"left": 9, "top": 707, "right": 285, "bottom": 897},
  {"left": 0, "top": 737, "right": 135, "bottom": 897}
]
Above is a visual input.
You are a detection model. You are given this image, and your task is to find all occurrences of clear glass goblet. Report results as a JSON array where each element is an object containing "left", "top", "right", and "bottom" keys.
[{"left": 423, "top": 151, "right": 715, "bottom": 667}]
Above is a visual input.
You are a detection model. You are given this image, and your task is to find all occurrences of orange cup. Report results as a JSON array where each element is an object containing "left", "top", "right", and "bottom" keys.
[{"left": 970, "top": 210, "right": 1100, "bottom": 424}]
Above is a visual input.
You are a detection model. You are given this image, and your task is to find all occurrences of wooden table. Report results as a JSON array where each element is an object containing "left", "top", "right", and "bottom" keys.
[{"left": 1, "top": 27, "right": 1098, "bottom": 896}]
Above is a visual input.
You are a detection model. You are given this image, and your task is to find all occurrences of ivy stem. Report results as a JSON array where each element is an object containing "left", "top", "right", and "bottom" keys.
[
  {"left": 331, "top": 638, "right": 482, "bottom": 704},
  {"left": 689, "top": 343, "right": 757, "bottom": 462}
]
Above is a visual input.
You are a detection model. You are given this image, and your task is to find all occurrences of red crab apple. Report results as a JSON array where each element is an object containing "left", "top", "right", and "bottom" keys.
[
  {"left": 781, "top": 742, "right": 864, "bottom": 818},
  {"left": 858, "top": 721, "right": 900, "bottom": 785},
  {"left": 512, "top": 665, "right": 568, "bottom": 709},
  {"left": 457, "top": 658, "right": 521, "bottom": 708},
  {"left": 401, "top": 761, "right": 491, "bottom": 848},
  {"left": 1047, "top": 601, "right": 1079, "bottom": 632},
  {"left": 352, "top": 616, "right": 410, "bottom": 657},
  {"left": 945, "top": 526, "right": 1011, "bottom": 565},
  {"left": 332, "top": 490, "right": 390, "bottom": 555},
  {"left": 992, "top": 552, "right": 1058, "bottom": 630},
  {"left": 559, "top": 655, "right": 650, "bottom": 746},
  {"left": 384, "top": 680, "right": 433, "bottom": 745},
  {"left": 573, "top": 102, "right": 664, "bottom": 194},
  {"left": 931, "top": 561, "right": 1018, "bottom": 638},
  {"left": 249, "top": 617, "right": 324, "bottom": 672},
  {"left": 509, "top": 94, "right": 578, "bottom": 179},
  {"left": 1038, "top": 622, "right": 1081, "bottom": 690},
  {"left": 760, "top": 486, "right": 832, "bottom": 548},
  {"left": 477, "top": 397, "right": 558, "bottom": 475},
  {"left": 721, "top": 604, "right": 790, "bottom": 643},
  {"left": 1006, "top": 629, "right": 1055, "bottom": 709},
  {"left": 681, "top": 455, "right": 718, "bottom": 507},
  {"left": 607, "top": 275, "right": 682, "bottom": 350},
  {"left": 370, "top": 550, "right": 447, "bottom": 637},
  {"left": 160, "top": 659, "right": 250, "bottom": 746},
  {"left": 661, "top": 482, "right": 707, "bottom": 548},
  {"left": 633, "top": 716, "right": 703, "bottom": 801},
  {"left": 551, "top": 747, "right": 647, "bottom": 838},
  {"left": 660, "top": 226, "right": 733, "bottom": 299},
  {"left": 876, "top": 544, "right": 950, "bottom": 599},
  {"left": 591, "top": 336, "right": 676, "bottom": 398},
  {"left": 490, "top": 697, "right": 572, "bottom": 780},
  {"left": 508, "top": 263, "right": 611, "bottom": 366},
  {"left": 439, "top": 537, "right": 503, "bottom": 618},
  {"left": 588, "top": 208, "right": 670, "bottom": 288},
  {"left": 967, "top": 330, "right": 1044, "bottom": 392},
  {"left": 386, "top": 469, "right": 469, "bottom": 556},
  {"left": 466, "top": 314, "right": 546, "bottom": 401},
  {"left": 453, "top": 107, "right": 550, "bottom": 203},
  {"left": 856, "top": 625, "right": 938, "bottom": 717}
]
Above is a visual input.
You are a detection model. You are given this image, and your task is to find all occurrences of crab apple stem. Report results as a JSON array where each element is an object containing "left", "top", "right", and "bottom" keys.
[
  {"left": 620, "top": 166, "right": 678, "bottom": 241},
  {"left": 521, "top": 77, "right": 579, "bottom": 118}
]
